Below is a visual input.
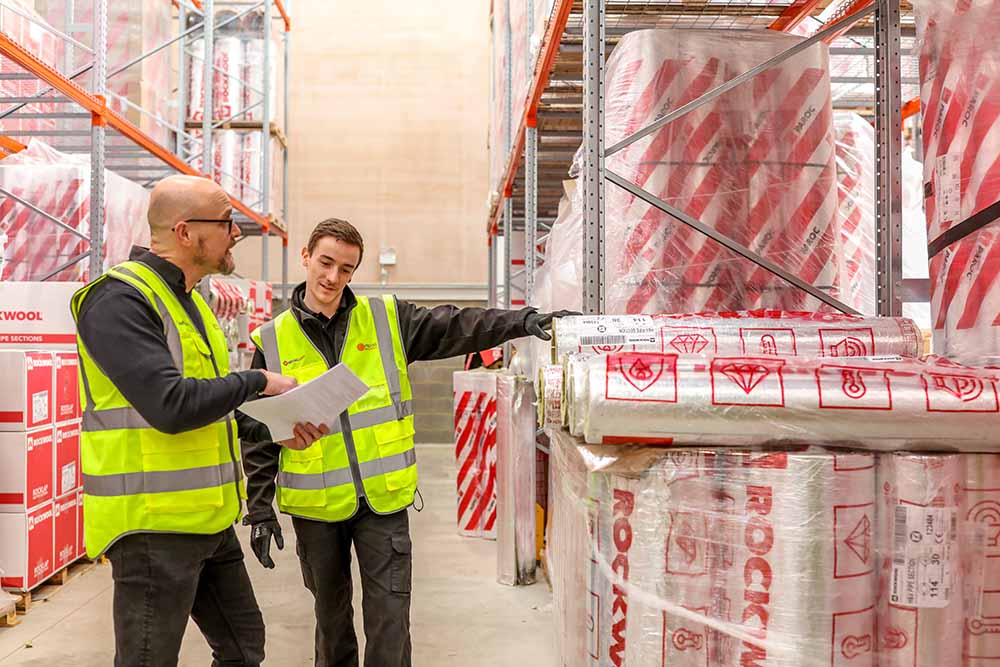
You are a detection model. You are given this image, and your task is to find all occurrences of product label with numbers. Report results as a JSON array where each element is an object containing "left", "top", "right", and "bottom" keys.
[
  {"left": 32, "top": 390, "right": 49, "bottom": 424},
  {"left": 890, "top": 505, "right": 957, "bottom": 608},
  {"left": 935, "top": 153, "right": 962, "bottom": 228},
  {"left": 573, "top": 316, "right": 659, "bottom": 349}
]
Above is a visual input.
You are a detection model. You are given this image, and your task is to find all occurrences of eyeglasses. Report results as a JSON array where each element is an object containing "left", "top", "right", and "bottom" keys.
[{"left": 172, "top": 218, "right": 237, "bottom": 234}]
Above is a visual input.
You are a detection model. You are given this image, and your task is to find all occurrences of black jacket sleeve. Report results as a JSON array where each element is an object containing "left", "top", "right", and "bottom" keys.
[
  {"left": 76, "top": 281, "right": 267, "bottom": 435},
  {"left": 240, "top": 348, "right": 282, "bottom": 524},
  {"left": 395, "top": 300, "right": 535, "bottom": 362}
]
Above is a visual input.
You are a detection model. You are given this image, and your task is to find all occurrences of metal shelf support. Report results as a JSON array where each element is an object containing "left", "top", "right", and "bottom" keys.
[
  {"left": 875, "top": 0, "right": 904, "bottom": 317},
  {"left": 89, "top": 0, "right": 108, "bottom": 280},
  {"left": 582, "top": 0, "right": 605, "bottom": 314}
]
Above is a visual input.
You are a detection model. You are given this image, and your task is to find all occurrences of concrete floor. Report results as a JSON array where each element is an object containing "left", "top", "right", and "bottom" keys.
[{"left": 0, "top": 444, "right": 556, "bottom": 666}]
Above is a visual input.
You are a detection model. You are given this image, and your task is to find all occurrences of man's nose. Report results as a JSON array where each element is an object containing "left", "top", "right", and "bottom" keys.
[{"left": 230, "top": 222, "right": 242, "bottom": 241}]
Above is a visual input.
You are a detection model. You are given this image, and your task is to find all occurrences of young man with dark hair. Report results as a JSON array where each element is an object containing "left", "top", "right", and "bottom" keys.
[{"left": 243, "top": 218, "right": 574, "bottom": 666}]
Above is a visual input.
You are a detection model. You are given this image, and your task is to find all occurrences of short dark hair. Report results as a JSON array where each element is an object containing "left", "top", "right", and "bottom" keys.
[{"left": 307, "top": 218, "right": 364, "bottom": 264}]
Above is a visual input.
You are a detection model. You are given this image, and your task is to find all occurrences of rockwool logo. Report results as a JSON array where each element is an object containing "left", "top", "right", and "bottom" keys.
[
  {"left": 32, "top": 485, "right": 49, "bottom": 502},
  {"left": 741, "top": 484, "right": 775, "bottom": 667},
  {"left": 0, "top": 310, "right": 43, "bottom": 321},
  {"left": 608, "top": 488, "right": 635, "bottom": 667},
  {"left": 33, "top": 558, "right": 51, "bottom": 580}
]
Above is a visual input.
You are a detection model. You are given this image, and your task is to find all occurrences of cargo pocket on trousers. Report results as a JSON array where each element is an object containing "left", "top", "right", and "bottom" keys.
[{"left": 390, "top": 533, "right": 412, "bottom": 595}]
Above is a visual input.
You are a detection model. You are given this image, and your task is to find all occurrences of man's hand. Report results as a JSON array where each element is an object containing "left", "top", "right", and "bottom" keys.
[
  {"left": 250, "top": 520, "right": 283, "bottom": 569},
  {"left": 260, "top": 370, "right": 298, "bottom": 396},
  {"left": 279, "top": 422, "right": 330, "bottom": 450},
  {"left": 525, "top": 310, "right": 582, "bottom": 341}
]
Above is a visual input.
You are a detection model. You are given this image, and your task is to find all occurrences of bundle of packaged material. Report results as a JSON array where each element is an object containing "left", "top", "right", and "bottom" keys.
[
  {"left": 0, "top": 0, "right": 61, "bottom": 138},
  {"left": 547, "top": 430, "right": 986, "bottom": 666},
  {"left": 453, "top": 371, "right": 499, "bottom": 539},
  {"left": 495, "top": 374, "right": 537, "bottom": 586},
  {"left": 240, "top": 133, "right": 285, "bottom": 215},
  {"left": 241, "top": 10, "right": 286, "bottom": 129},
  {"left": 913, "top": 0, "right": 1000, "bottom": 364},
  {"left": 488, "top": 0, "right": 510, "bottom": 202},
  {"left": 540, "top": 29, "right": 843, "bottom": 314},
  {"left": 34, "top": 0, "right": 172, "bottom": 146},
  {"left": 0, "top": 139, "right": 149, "bottom": 281},
  {"left": 833, "top": 112, "right": 877, "bottom": 316},
  {"left": 552, "top": 312, "right": 922, "bottom": 361},
  {"left": 563, "top": 351, "right": 1000, "bottom": 450}
]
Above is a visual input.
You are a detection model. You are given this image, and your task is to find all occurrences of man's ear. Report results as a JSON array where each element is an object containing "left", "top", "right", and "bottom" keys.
[
  {"left": 300, "top": 246, "right": 309, "bottom": 268},
  {"left": 173, "top": 221, "right": 193, "bottom": 247}
]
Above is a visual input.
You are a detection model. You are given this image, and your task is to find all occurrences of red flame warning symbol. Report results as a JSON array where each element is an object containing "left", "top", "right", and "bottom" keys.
[
  {"left": 618, "top": 356, "right": 664, "bottom": 392},
  {"left": 841, "top": 369, "right": 868, "bottom": 399}
]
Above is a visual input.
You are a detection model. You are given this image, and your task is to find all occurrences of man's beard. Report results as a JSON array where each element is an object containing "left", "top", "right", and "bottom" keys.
[{"left": 195, "top": 239, "right": 235, "bottom": 275}]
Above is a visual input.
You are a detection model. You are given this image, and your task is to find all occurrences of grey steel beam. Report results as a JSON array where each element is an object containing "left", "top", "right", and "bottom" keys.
[
  {"left": 525, "top": 125, "right": 538, "bottom": 305},
  {"left": 605, "top": 169, "right": 860, "bottom": 315},
  {"left": 875, "top": 0, "right": 904, "bottom": 317},
  {"left": 488, "top": 236, "right": 498, "bottom": 308},
  {"left": 582, "top": 0, "right": 605, "bottom": 314},
  {"left": 201, "top": 0, "right": 216, "bottom": 172},
  {"left": 504, "top": 197, "right": 512, "bottom": 310},
  {"left": 282, "top": 0, "right": 290, "bottom": 304},
  {"left": 88, "top": 0, "right": 108, "bottom": 280},
  {"left": 605, "top": 3, "right": 877, "bottom": 158},
  {"left": 39, "top": 251, "right": 90, "bottom": 282},
  {"left": 0, "top": 186, "right": 90, "bottom": 241}
]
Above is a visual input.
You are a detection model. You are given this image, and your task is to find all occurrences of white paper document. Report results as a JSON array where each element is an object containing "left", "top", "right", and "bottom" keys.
[{"left": 239, "top": 364, "right": 369, "bottom": 442}]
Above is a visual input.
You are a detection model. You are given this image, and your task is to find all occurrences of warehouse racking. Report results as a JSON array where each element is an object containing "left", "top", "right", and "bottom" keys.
[
  {"left": 486, "top": 0, "right": 928, "bottom": 319},
  {"left": 0, "top": 0, "right": 291, "bottom": 298}
]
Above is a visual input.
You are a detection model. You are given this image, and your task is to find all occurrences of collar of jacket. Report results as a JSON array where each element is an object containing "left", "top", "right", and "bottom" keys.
[
  {"left": 288, "top": 281, "right": 358, "bottom": 329},
  {"left": 127, "top": 245, "right": 189, "bottom": 296}
]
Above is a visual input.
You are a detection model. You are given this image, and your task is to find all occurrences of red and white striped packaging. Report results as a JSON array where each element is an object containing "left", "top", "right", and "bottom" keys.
[
  {"left": 876, "top": 453, "right": 964, "bottom": 667},
  {"left": 213, "top": 130, "right": 241, "bottom": 198},
  {"left": 599, "top": 29, "right": 841, "bottom": 315},
  {"left": 453, "top": 371, "right": 498, "bottom": 539},
  {"left": 214, "top": 36, "right": 245, "bottom": 122},
  {"left": 833, "top": 112, "right": 878, "bottom": 316},
  {"left": 914, "top": 0, "right": 1000, "bottom": 364},
  {"left": 0, "top": 0, "right": 60, "bottom": 137}
]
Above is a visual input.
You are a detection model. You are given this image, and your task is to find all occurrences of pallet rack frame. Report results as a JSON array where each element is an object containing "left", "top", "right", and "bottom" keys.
[
  {"left": 487, "top": 0, "right": 916, "bottom": 318},
  {"left": 0, "top": 0, "right": 290, "bottom": 293}
]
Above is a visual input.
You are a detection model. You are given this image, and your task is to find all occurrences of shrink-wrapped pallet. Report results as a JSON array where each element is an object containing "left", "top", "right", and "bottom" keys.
[
  {"left": 0, "top": 0, "right": 61, "bottom": 138},
  {"left": 545, "top": 29, "right": 844, "bottom": 314},
  {"left": 495, "top": 374, "right": 537, "bottom": 586},
  {"left": 833, "top": 112, "right": 878, "bottom": 316},
  {"left": 0, "top": 139, "right": 149, "bottom": 281},
  {"left": 914, "top": 0, "right": 1000, "bottom": 363},
  {"left": 565, "top": 351, "right": 1000, "bottom": 450},
  {"left": 453, "top": 371, "right": 498, "bottom": 539},
  {"left": 241, "top": 10, "right": 286, "bottom": 129}
]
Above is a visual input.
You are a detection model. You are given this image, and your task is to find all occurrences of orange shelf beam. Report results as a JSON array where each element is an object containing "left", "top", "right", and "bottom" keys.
[
  {"left": 768, "top": 0, "right": 823, "bottom": 32},
  {"left": 488, "top": 0, "right": 573, "bottom": 237},
  {"left": 273, "top": 0, "right": 291, "bottom": 31},
  {"left": 0, "top": 31, "right": 281, "bottom": 237},
  {"left": 0, "top": 134, "right": 26, "bottom": 156},
  {"left": 821, "top": 0, "right": 874, "bottom": 43},
  {"left": 902, "top": 96, "right": 921, "bottom": 120}
]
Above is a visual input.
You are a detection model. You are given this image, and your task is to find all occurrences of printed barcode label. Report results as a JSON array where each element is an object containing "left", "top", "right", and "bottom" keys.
[
  {"left": 890, "top": 504, "right": 956, "bottom": 608},
  {"left": 580, "top": 335, "right": 627, "bottom": 347},
  {"left": 31, "top": 390, "right": 48, "bottom": 424}
]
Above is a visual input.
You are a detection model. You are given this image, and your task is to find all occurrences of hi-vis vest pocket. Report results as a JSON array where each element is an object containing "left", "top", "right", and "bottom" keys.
[
  {"left": 373, "top": 420, "right": 417, "bottom": 492},
  {"left": 277, "top": 440, "right": 329, "bottom": 508},
  {"left": 139, "top": 434, "right": 226, "bottom": 514}
]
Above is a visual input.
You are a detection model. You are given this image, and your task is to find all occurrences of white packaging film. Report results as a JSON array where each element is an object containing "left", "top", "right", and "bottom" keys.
[{"left": 495, "top": 374, "right": 537, "bottom": 586}]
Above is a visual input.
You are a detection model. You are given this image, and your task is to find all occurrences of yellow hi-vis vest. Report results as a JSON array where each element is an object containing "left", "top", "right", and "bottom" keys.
[
  {"left": 71, "top": 261, "right": 243, "bottom": 558},
  {"left": 250, "top": 295, "right": 416, "bottom": 521}
]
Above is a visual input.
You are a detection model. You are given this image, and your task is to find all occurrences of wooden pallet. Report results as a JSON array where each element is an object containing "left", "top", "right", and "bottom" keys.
[
  {"left": 8, "top": 557, "right": 105, "bottom": 617},
  {"left": 0, "top": 605, "right": 18, "bottom": 628}
]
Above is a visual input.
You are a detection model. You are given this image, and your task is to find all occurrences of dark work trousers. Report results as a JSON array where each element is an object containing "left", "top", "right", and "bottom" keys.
[
  {"left": 105, "top": 527, "right": 265, "bottom": 667},
  {"left": 292, "top": 501, "right": 412, "bottom": 667}
]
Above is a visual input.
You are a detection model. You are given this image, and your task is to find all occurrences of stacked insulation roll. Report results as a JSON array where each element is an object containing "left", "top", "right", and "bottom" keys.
[
  {"left": 833, "top": 112, "right": 878, "bottom": 316},
  {"left": 914, "top": 0, "right": 1000, "bottom": 364},
  {"left": 453, "top": 371, "right": 499, "bottom": 540},
  {"left": 548, "top": 431, "right": 992, "bottom": 667},
  {"left": 594, "top": 29, "right": 841, "bottom": 314},
  {"left": 495, "top": 374, "right": 537, "bottom": 586}
]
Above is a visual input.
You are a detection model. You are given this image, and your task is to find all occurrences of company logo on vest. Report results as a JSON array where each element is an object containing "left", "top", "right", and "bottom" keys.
[{"left": 357, "top": 342, "right": 377, "bottom": 352}]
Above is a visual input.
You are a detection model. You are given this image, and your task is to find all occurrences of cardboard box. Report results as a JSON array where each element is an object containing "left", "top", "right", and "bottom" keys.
[
  {"left": 54, "top": 352, "right": 80, "bottom": 424},
  {"left": 75, "top": 489, "right": 84, "bottom": 560},
  {"left": 53, "top": 493, "right": 78, "bottom": 571},
  {"left": 0, "top": 502, "right": 54, "bottom": 591},
  {"left": 0, "top": 282, "right": 81, "bottom": 349},
  {"left": 54, "top": 422, "right": 80, "bottom": 498},
  {"left": 0, "top": 428, "right": 54, "bottom": 512},
  {"left": 0, "top": 351, "right": 53, "bottom": 431}
]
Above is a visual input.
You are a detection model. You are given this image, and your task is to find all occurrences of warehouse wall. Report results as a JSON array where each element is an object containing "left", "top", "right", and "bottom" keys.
[{"left": 233, "top": 0, "right": 492, "bottom": 291}]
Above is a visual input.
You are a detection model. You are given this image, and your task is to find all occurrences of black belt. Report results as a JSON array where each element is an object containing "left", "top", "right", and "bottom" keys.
[{"left": 927, "top": 198, "right": 1000, "bottom": 258}]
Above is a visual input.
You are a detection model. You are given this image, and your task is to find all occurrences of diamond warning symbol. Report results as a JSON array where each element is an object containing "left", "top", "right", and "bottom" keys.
[
  {"left": 710, "top": 357, "right": 786, "bottom": 407},
  {"left": 669, "top": 334, "right": 710, "bottom": 355},
  {"left": 845, "top": 515, "right": 871, "bottom": 564},
  {"left": 720, "top": 363, "right": 771, "bottom": 394},
  {"left": 834, "top": 504, "right": 875, "bottom": 578}
]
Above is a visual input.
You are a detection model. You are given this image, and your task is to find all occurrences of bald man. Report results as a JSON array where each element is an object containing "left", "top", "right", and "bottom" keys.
[{"left": 73, "top": 176, "right": 325, "bottom": 666}]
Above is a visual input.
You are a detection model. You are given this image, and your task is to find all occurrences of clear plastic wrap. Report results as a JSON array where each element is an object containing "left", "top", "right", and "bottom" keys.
[
  {"left": 510, "top": 0, "right": 528, "bottom": 121},
  {"left": 547, "top": 429, "right": 984, "bottom": 667},
  {"left": 241, "top": 10, "right": 286, "bottom": 130},
  {"left": 552, "top": 312, "right": 922, "bottom": 361},
  {"left": 496, "top": 374, "right": 537, "bottom": 586},
  {"left": 833, "top": 112, "right": 877, "bottom": 316},
  {"left": 557, "top": 351, "right": 1000, "bottom": 450},
  {"left": 0, "top": 139, "right": 150, "bottom": 281},
  {"left": 914, "top": 0, "right": 1000, "bottom": 364},
  {"left": 240, "top": 134, "right": 284, "bottom": 215},
  {"left": 453, "top": 370, "right": 499, "bottom": 540},
  {"left": 0, "top": 1, "right": 62, "bottom": 138},
  {"left": 488, "top": 0, "right": 510, "bottom": 201},
  {"left": 597, "top": 29, "right": 842, "bottom": 314}
]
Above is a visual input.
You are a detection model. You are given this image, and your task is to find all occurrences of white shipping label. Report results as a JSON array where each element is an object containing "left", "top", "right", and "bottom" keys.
[
  {"left": 890, "top": 505, "right": 957, "bottom": 608},
  {"left": 61, "top": 462, "right": 76, "bottom": 496},
  {"left": 574, "top": 317, "right": 658, "bottom": 349},
  {"left": 935, "top": 153, "right": 962, "bottom": 228},
  {"left": 32, "top": 390, "right": 49, "bottom": 423}
]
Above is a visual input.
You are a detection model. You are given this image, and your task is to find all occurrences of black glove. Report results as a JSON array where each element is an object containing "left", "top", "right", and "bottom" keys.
[
  {"left": 249, "top": 520, "right": 284, "bottom": 569},
  {"left": 525, "top": 310, "right": 582, "bottom": 341}
]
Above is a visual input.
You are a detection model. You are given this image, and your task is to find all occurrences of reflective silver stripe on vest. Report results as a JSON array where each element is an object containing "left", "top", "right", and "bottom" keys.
[
  {"left": 83, "top": 461, "right": 238, "bottom": 497},
  {"left": 83, "top": 408, "right": 234, "bottom": 433},
  {"left": 277, "top": 465, "right": 354, "bottom": 491},
  {"left": 113, "top": 265, "right": 184, "bottom": 369},
  {"left": 257, "top": 320, "right": 280, "bottom": 372},
  {"left": 358, "top": 448, "right": 416, "bottom": 479},
  {"left": 278, "top": 448, "right": 416, "bottom": 491},
  {"left": 328, "top": 401, "right": 413, "bottom": 435},
  {"left": 369, "top": 296, "right": 405, "bottom": 420}
]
